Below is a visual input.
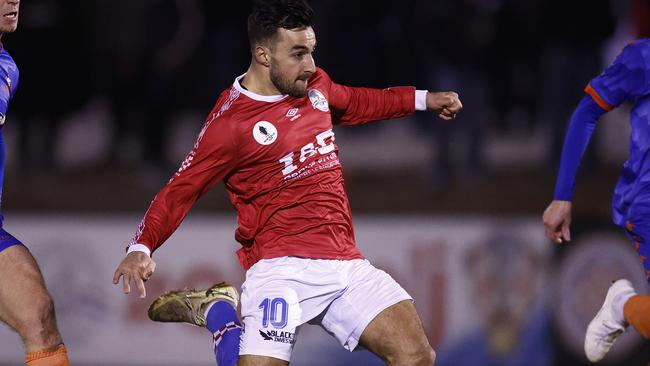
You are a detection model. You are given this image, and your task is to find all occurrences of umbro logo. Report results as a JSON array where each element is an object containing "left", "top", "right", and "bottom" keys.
[
  {"left": 286, "top": 108, "right": 298, "bottom": 117},
  {"left": 285, "top": 108, "right": 301, "bottom": 122}
]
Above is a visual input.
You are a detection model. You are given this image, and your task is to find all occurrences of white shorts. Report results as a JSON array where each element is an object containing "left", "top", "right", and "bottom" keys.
[{"left": 238, "top": 257, "right": 412, "bottom": 361}]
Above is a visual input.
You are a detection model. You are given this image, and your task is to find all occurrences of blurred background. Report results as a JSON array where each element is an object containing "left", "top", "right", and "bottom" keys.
[{"left": 0, "top": 0, "right": 649, "bottom": 365}]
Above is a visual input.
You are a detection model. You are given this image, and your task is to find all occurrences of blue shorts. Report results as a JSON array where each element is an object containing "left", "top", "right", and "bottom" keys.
[
  {"left": 623, "top": 219, "right": 650, "bottom": 283},
  {"left": 0, "top": 227, "right": 22, "bottom": 252}
]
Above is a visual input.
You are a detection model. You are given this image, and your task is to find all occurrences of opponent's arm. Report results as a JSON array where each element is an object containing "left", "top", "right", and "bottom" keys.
[
  {"left": 543, "top": 96, "right": 606, "bottom": 243},
  {"left": 544, "top": 42, "right": 646, "bottom": 244},
  {"left": 113, "top": 111, "right": 238, "bottom": 297}
]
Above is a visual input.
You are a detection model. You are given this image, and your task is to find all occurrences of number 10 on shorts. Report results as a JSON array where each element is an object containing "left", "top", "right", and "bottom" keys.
[{"left": 259, "top": 297, "right": 288, "bottom": 329}]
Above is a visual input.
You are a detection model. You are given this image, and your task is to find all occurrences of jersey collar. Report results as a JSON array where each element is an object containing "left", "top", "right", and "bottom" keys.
[{"left": 233, "top": 74, "right": 289, "bottom": 103}]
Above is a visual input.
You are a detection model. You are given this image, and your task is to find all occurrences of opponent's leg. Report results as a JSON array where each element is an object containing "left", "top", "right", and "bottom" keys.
[
  {"left": 584, "top": 279, "right": 636, "bottom": 362},
  {"left": 623, "top": 294, "right": 650, "bottom": 338},
  {"left": 359, "top": 300, "right": 435, "bottom": 366},
  {"left": 621, "top": 221, "right": 650, "bottom": 339},
  {"left": 584, "top": 220, "right": 650, "bottom": 362},
  {"left": 0, "top": 242, "right": 69, "bottom": 365},
  {"left": 25, "top": 344, "right": 69, "bottom": 366},
  {"left": 148, "top": 282, "right": 241, "bottom": 366}
]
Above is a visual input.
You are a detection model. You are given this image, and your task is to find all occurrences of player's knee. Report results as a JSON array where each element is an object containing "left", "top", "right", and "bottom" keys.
[
  {"left": 36, "top": 292, "right": 56, "bottom": 323},
  {"left": 17, "top": 291, "right": 58, "bottom": 340},
  {"left": 416, "top": 345, "right": 436, "bottom": 365},
  {"left": 393, "top": 344, "right": 436, "bottom": 366}
]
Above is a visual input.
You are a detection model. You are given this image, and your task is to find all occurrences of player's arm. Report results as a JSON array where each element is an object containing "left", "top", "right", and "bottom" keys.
[
  {"left": 543, "top": 96, "right": 607, "bottom": 243},
  {"left": 113, "top": 112, "right": 238, "bottom": 298},
  {"left": 323, "top": 70, "right": 461, "bottom": 125},
  {"left": 544, "top": 42, "right": 646, "bottom": 243}
]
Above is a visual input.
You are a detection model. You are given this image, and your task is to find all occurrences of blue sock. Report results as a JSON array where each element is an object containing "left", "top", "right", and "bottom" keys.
[{"left": 206, "top": 300, "right": 241, "bottom": 366}]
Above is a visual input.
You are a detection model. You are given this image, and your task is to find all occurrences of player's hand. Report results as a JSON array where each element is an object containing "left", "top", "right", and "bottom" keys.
[
  {"left": 112, "top": 251, "right": 157, "bottom": 298},
  {"left": 426, "top": 91, "right": 462, "bottom": 120},
  {"left": 543, "top": 200, "right": 573, "bottom": 244}
]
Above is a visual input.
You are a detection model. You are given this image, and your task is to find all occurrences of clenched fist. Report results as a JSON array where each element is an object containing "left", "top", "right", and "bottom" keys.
[{"left": 426, "top": 91, "right": 462, "bottom": 120}]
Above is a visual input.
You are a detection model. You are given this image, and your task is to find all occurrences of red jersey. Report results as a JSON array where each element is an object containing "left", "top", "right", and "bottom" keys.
[{"left": 131, "top": 68, "right": 416, "bottom": 270}]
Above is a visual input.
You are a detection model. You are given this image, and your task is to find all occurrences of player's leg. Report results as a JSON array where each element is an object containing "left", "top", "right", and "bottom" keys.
[
  {"left": 148, "top": 282, "right": 241, "bottom": 366},
  {"left": 238, "top": 355, "right": 288, "bottom": 366},
  {"left": 318, "top": 260, "right": 435, "bottom": 366},
  {"left": 205, "top": 299, "right": 241, "bottom": 366},
  {"left": 584, "top": 220, "right": 650, "bottom": 362},
  {"left": 623, "top": 291, "right": 650, "bottom": 338},
  {"left": 620, "top": 220, "right": 650, "bottom": 337},
  {"left": 238, "top": 257, "right": 352, "bottom": 366},
  {"left": 584, "top": 279, "right": 635, "bottom": 362},
  {"left": 150, "top": 257, "right": 345, "bottom": 366},
  {"left": 0, "top": 235, "right": 69, "bottom": 365},
  {"left": 238, "top": 260, "right": 304, "bottom": 365},
  {"left": 359, "top": 301, "right": 435, "bottom": 366}
]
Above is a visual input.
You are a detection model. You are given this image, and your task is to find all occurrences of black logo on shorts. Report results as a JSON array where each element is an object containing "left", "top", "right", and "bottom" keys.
[
  {"left": 259, "top": 330, "right": 273, "bottom": 340},
  {"left": 259, "top": 329, "right": 295, "bottom": 344}
]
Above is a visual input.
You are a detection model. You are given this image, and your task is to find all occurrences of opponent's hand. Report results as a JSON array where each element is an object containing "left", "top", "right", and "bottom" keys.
[
  {"left": 543, "top": 200, "right": 572, "bottom": 244},
  {"left": 112, "top": 251, "right": 157, "bottom": 298},
  {"left": 426, "top": 91, "right": 462, "bottom": 120}
]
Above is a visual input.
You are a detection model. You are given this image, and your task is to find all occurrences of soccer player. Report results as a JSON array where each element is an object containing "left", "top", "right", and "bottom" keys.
[
  {"left": 0, "top": 1, "right": 70, "bottom": 365},
  {"left": 543, "top": 37, "right": 650, "bottom": 362},
  {"left": 113, "top": 0, "right": 462, "bottom": 365}
]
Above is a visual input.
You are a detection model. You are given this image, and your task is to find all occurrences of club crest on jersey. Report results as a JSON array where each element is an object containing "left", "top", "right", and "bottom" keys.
[
  {"left": 253, "top": 121, "right": 278, "bottom": 145},
  {"left": 308, "top": 89, "right": 329, "bottom": 112},
  {"left": 0, "top": 113, "right": 6, "bottom": 125}
]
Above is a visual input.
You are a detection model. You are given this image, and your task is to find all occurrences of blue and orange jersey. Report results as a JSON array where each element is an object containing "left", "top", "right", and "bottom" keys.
[
  {"left": 586, "top": 39, "right": 650, "bottom": 224},
  {"left": 0, "top": 44, "right": 18, "bottom": 118},
  {"left": 0, "top": 44, "right": 19, "bottom": 210}
]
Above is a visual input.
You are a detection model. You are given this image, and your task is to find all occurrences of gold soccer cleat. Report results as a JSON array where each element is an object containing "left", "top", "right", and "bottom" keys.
[{"left": 148, "top": 282, "right": 239, "bottom": 327}]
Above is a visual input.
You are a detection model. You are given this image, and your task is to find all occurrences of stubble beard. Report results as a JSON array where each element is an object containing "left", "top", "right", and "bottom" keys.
[
  {"left": 0, "top": 17, "right": 18, "bottom": 35},
  {"left": 270, "top": 63, "right": 307, "bottom": 98},
  {"left": 0, "top": 24, "right": 16, "bottom": 35}
]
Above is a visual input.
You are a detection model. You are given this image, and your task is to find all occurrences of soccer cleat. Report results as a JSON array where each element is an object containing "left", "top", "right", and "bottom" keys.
[
  {"left": 584, "top": 279, "right": 636, "bottom": 363},
  {"left": 148, "top": 281, "right": 239, "bottom": 327}
]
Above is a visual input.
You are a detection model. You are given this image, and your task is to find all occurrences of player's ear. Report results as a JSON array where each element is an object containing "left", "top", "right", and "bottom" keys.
[{"left": 254, "top": 45, "right": 271, "bottom": 68}]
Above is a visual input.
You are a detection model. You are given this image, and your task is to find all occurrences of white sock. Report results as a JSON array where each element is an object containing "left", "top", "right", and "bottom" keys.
[{"left": 203, "top": 300, "right": 218, "bottom": 319}]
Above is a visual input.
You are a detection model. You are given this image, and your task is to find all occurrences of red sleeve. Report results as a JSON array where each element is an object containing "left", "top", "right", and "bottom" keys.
[
  {"left": 129, "top": 109, "right": 238, "bottom": 255},
  {"left": 320, "top": 68, "right": 416, "bottom": 126}
]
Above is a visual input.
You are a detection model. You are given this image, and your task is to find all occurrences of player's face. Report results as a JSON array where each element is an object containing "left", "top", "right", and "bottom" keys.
[
  {"left": 0, "top": 0, "right": 18, "bottom": 34},
  {"left": 269, "top": 26, "right": 316, "bottom": 98}
]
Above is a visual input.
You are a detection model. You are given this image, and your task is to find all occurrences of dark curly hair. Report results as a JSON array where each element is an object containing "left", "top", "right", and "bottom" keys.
[{"left": 247, "top": 0, "right": 314, "bottom": 50}]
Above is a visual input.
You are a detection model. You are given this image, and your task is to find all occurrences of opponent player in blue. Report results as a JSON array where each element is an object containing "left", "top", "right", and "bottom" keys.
[
  {"left": 543, "top": 38, "right": 650, "bottom": 363},
  {"left": 0, "top": 1, "right": 70, "bottom": 365}
]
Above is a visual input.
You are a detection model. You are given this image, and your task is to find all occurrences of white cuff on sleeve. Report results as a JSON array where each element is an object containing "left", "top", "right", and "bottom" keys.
[
  {"left": 415, "top": 90, "right": 428, "bottom": 111},
  {"left": 127, "top": 244, "right": 151, "bottom": 257}
]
